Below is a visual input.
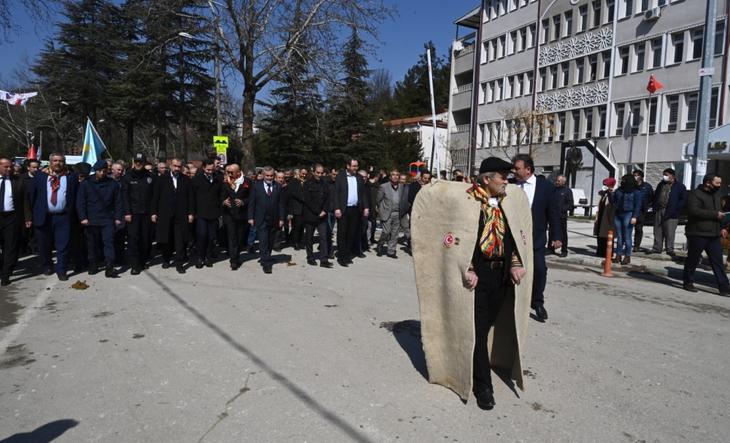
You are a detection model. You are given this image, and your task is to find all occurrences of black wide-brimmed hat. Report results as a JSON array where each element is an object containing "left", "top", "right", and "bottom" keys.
[{"left": 478, "top": 157, "right": 513, "bottom": 174}]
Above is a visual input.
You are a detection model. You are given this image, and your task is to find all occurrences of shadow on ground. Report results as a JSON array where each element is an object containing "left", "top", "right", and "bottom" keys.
[{"left": 0, "top": 419, "right": 79, "bottom": 443}]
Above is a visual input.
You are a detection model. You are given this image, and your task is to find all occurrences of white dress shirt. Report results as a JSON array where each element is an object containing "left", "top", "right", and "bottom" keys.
[
  {"left": 172, "top": 173, "right": 178, "bottom": 189},
  {"left": 346, "top": 174, "right": 358, "bottom": 207},
  {"left": 1, "top": 176, "right": 13, "bottom": 212},
  {"left": 520, "top": 174, "right": 537, "bottom": 208}
]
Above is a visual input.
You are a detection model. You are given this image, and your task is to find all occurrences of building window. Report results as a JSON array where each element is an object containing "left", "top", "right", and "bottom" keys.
[
  {"left": 618, "top": 46, "right": 630, "bottom": 75},
  {"left": 541, "top": 19, "right": 549, "bottom": 44},
  {"left": 498, "top": 35, "right": 506, "bottom": 58},
  {"left": 558, "top": 112, "right": 566, "bottom": 141},
  {"left": 486, "top": 82, "right": 494, "bottom": 103},
  {"left": 488, "top": 40, "right": 496, "bottom": 61},
  {"left": 607, "top": 0, "right": 615, "bottom": 22},
  {"left": 710, "top": 87, "right": 720, "bottom": 128},
  {"left": 509, "top": 0, "right": 517, "bottom": 12},
  {"left": 715, "top": 20, "right": 726, "bottom": 56},
  {"left": 564, "top": 11, "right": 573, "bottom": 37},
  {"left": 650, "top": 37, "right": 663, "bottom": 68},
  {"left": 685, "top": 92, "right": 698, "bottom": 130},
  {"left": 671, "top": 32, "right": 684, "bottom": 64},
  {"left": 589, "top": 54, "right": 598, "bottom": 82},
  {"left": 561, "top": 62, "right": 570, "bottom": 87},
  {"left": 648, "top": 97, "right": 658, "bottom": 133},
  {"left": 480, "top": 83, "right": 487, "bottom": 104},
  {"left": 630, "top": 101, "right": 641, "bottom": 135},
  {"left": 640, "top": 0, "right": 650, "bottom": 12},
  {"left": 505, "top": 77, "right": 513, "bottom": 99},
  {"left": 549, "top": 65, "right": 558, "bottom": 90},
  {"left": 585, "top": 108, "right": 594, "bottom": 137},
  {"left": 572, "top": 110, "right": 580, "bottom": 140},
  {"left": 602, "top": 50, "right": 612, "bottom": 78},
  {"left": 525, "top": 71, "right": 533, "bottom": 94},
  {"left": 599, "top": 106, "right": 607, "bottom": 137},
  {"left": 615, "top": 103, "right": 625, "bottom": 136},
  {"left": 538, "top": 67, "right": 546, "bottom": 91},
  {"left": 514, "top": 74, "right": 522, "bottom": 96},
  {"left": 518, "top": 28, "right": 526, "bottom": 52},
  {"left": 690, "top": 28, "right": 703, "bottom": 60},
  {"left": 495, "top": 79, "right": 503, "bottom": 101},
  {"left": 508, "top": 31, "right": 517, "bottom": 55},
  {"left": 528, "top": 24, "right": 536, "bottom": 48},
  {"left": 576, "top": 58, "right": 585, "bottom": 84},
  {"left": 666, "top": 94, "right": 679, "bottom": 131},
  {"left": 579, "top": 5, "right": 588, "bottom": 32},
  {"left": 634, "top": 42, "right": 645, "bottom": 72},
  {"left": 552, "top": 15, "right": 561, "bottom": 41},
  {"left": 592, "top": 0, "right": 601, "bottom": 28},
  {"left": 499, "top": 0, "right": 506, "bottom": 15},
  {"left": 623, "top": 0, "right": 633, "bottom": 19}
]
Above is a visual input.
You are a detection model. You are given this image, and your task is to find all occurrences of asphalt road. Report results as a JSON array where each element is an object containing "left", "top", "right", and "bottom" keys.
[{"left": 1, "top": 250, "right": 729, "bottom": 442}]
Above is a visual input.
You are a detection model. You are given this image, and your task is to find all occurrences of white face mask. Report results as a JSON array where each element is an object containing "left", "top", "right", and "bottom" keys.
[
  {"left": 601, "top": 185, "right": 609, "bottom": 192},
  {"left": 662, "top": 175, "right": 671, "bottom": 182}
]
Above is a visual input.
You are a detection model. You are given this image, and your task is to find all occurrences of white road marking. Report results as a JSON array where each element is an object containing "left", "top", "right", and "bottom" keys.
[{"left": 0, "top": 280, "right": 59, "bottom": 354}]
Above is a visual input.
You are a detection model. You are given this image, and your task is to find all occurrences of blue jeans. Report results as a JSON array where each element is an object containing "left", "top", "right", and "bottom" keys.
[{"left": 614, "top": 212, "right": 634, "bottom": 256}]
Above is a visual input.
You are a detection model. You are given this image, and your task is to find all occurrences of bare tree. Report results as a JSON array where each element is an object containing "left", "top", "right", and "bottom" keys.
[
  {"left": 208, "top": 0, "right": 392, "bottom": 169},
  {"left": 0, "top": 0, "right": 55, "bottom": 41},
  {"left": 499, "top": 103, "right": 556, "bottom": 156}
]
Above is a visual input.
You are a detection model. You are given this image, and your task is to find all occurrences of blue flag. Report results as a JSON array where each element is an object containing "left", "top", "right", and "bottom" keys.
[{"left": 81, "top": 118, "right": 108, "bottom": 167}]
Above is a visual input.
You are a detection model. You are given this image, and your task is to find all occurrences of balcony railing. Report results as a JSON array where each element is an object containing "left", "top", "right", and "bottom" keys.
[
  {"left": 453, "top": 124, "right": 470, "bottom": 133},
  {"left": 455, "top": 44, "right": 475, "bottom": 58},
  {"left": 454, "top": 32, "right": 476, "bottom": 58},
  {"left": 454, "top": 83, "right": 473, "bottom": 94}
]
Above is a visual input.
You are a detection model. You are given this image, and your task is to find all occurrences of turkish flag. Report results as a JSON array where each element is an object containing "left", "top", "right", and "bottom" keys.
[
  {"left": 647, "top": 74, "right": 664, "bottom": 94},
  {"left": 26, "top": 144, "right": 37, "bottom": 160}
]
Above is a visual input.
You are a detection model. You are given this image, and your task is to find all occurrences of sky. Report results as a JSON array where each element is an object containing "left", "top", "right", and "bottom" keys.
[{"left": 0, "top": 0, "right": 479, "bottom": 94}]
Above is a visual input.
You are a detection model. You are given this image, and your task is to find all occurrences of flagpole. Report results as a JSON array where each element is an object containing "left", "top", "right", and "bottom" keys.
[
  {"left": 643, "top": 91, "right": 651, "bottom": 174},
  {"left": 426, "top": 47, "right": 439, "bottom": 175}
]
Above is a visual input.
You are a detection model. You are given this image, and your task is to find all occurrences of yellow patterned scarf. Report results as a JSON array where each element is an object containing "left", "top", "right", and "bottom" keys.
[{"left": 468, "top": 184, "right": 506, "bottom": 258}]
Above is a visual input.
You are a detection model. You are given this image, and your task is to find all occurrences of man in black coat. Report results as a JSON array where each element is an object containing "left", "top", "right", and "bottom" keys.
[
  {"left": 192, "top": 159, "right": 223, "bottom": 268},
  {"left": 151, "top": 158, "right": 194, "bottom": 274},
  {"left": 248, "top": 166, "right": 285, "bottom": 274},
  {"left": 76, "top": 160, "right": 124, "bottom": 277},
  {"left": 302, "top": 164, "right": 332, "bottom": 268},
  {"left": 221, "top": 163, "right": 251, "bottom": 270},
  {"left": 513, "top": 154, "right": 561, "bottom": 322},
  {"left": 333, "top": 158, "right": 369, "bottom": 266},
  {"left": 682, "top": 174, "right": 730, "bottom": 296},
  {"left": 287, "top": 169, "right": 306, "bottom": 250},
  {"left": 550, "top": 174, "right": 573, "bottom": 257},
  {"left": 19, "top": 159, "right": 40, "bottom": 256},
  {"left": 122, "top": 153, "right": 155, "bottom": 275},
  {"left": 0, "top": 157, "right": 31, "bottom": 286}
]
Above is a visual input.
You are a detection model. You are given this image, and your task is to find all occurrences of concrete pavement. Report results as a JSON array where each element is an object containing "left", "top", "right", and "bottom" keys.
[{"left": 1, "top": 243, "right": 729, "bottom": 442}]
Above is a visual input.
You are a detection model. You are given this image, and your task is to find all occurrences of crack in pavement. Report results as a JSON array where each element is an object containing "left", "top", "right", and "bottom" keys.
[{"left": 197, "top": 373, "right": 253, "bottom": 443}]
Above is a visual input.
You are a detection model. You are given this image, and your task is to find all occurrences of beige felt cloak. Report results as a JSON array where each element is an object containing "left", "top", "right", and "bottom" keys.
[{"left": 410, "top": 181, "right": 533, "bottom": 401}]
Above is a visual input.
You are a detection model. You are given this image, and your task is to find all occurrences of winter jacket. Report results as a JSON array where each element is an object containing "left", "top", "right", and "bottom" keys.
[
  {"left": 685, "top": 186, "right": 723, "bottom": 237},
  {"left": 612, "top": 188, "right": 641, "bottom": 218}
]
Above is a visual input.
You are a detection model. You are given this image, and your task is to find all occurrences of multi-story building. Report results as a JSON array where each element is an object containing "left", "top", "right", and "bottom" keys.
[{"left": 448, "top": 0, "right": 729, "bottom": 198}]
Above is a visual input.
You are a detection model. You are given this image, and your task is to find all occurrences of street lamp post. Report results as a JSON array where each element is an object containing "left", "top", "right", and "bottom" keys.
[{"left": 179, "top": 30, "right": 222, "bottom": 136}]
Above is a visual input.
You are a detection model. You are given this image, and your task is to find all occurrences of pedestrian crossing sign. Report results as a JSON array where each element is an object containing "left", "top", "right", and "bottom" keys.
[{"left": 213, "top": 136, "right": 228, "bottom": 155}]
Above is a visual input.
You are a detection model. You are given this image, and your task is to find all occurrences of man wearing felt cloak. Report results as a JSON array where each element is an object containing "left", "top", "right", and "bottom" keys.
[{"left": 411, "top": 157, "right": 533, "bottom": 410}]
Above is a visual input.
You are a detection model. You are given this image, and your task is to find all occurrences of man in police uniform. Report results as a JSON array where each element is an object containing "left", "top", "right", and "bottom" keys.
[{"left": 122, "top": 153, "right": 155, "bottom": 275}]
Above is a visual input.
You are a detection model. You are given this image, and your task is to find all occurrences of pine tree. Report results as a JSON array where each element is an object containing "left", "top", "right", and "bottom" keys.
[{"left": 391, "top": 42, "right": 450, "bottom": 118}]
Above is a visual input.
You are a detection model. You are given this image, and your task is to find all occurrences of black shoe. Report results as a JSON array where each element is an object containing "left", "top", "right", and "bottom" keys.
[
  {"left": 683, "top": 283, "right": 699, "bottom": 293},
  {"left": 195, "top": 260, "right": 204, "bottom": 269},
  {"left": 263, "top": 265, "right": 272, "bottom": 274},
  {"left": 307, "top": 259, "right": 317, "bottom": 266},
  {"left": 376, "top": 249, "right": 384, "bottom": 257},
  {"left": 204, "top": 259, "right": 213, "bottom": 268},
  {"left": 558, "top": 252, "right": 568, "bottom": 257},
  {"left": 1, "top": 277, "right": 10, "bottom": 286},
  {"left": 320, "top": 261, "right": 333, "bottom": 268},
  {"left": 337, "top": 260, "right": 349, "bottom": 267},
  {"left": 58, "top": 273, "right": 68, "bottom": 281},
  {"left": 535, "top": 305, "right": 548, "bottom": 321},
  {"left": 387, "top": 253, "right": 398, "bottom": 259},
  {"left": 131, "top": 267, "right": 141, "bottom": 275},
  {"left": 247, "top": 245, "right": 256, "bottom": 254},
  {"left": 475, "top": 388, "right": 496, "bottom": 410},
  {"left": 356, "top": 253, "right": 366, "bottom": 258},
  {"left": 230, "top": 261, "right": 240, "bottom": 271},
  {"left": 176, "top": 265, "right": 186, "bottom": 274},
  {"left": 719, "top": 287, "right": 730, "bottom": 297},
  {"left": 88, "top": 266, "right": 99, "bottom": 276},
  {"left": 105, "top": 266, "right": 116, "bottom": 278},
  {"left": 162, "top": 261, "right": 171, "bottom": 269},
  {"left": 43, "top": 267, "right": 54, "bottom": 276},
  {"left": 667, "top": 251, "right": 677, "bottom": 258}
]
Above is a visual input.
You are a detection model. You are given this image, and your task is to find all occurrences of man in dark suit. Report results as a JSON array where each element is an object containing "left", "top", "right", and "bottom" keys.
[
  {"left": 151, "top": 158, "right": 194, "bottom": 274},
  {"left": 27, "top": 152, "right": 78, "bottom": 281},
  {"left": 248, "top": 166, "right": 285, "bottom": 274},
  {"left": 19, "top": 159, "right": 40, "bottom": 256},
  {"left": 221, "top": 163, "right": 251, "bottom": 270},
  {"left": 302, "top": 164, "right": 332, "bottom": 268},
  {"left": 333, "top": 158, "right": 369, "bottom": 267},
  {"left": 512, "top": 154, "right": 561, "bottom": 322},
  {"left": 287, "top": 169, "right": 306, "bottom": 250},
  {"left": 191, "top": 159, "right": 223, "bottom": 268},
  {"left": 0, "top": 157, "right": 31, "bottom": 286},
  {"left": 122, "top": 153, "right": 155, "bottom": 275}
]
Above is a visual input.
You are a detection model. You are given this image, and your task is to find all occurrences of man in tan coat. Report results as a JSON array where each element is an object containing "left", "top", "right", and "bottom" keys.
[{"left": 411, "top": 156, "right": 533, "bottom": 411}]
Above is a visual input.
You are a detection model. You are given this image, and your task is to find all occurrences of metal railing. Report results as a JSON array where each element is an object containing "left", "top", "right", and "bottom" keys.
[
  {"left": 453, "top": 124, "right": 471, "bottom": 133},
  {"left": 454, "top": 83, "right": 473, "bottom": 94}
]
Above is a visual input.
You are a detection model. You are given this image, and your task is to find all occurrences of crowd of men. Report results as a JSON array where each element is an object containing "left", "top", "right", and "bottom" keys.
[{"left": 0, "top": 153, "right": 433, "bottom": 285}]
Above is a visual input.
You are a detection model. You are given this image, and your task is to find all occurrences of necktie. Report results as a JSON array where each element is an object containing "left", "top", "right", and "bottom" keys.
[
  {"left": 0, "top": 177, "right": 5, "bottom": 212},
  {"left": 50, "top": 176, "right": 60, "bottom": 205},
  {"left": 266, "top": 184, "right": 272, "bottom": 196}
]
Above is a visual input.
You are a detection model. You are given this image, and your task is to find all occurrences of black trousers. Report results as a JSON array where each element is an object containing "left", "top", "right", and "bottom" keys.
[
  {"left": 223, "top": 215, "right": 248, "bottom": 264},
  {"left": 531, "top": 247, "right": 547, "bottom": 307},
  {"left": 86, "top": 223, "right": 116, "bottom": 267},
  {"left": 195, "top": 217, "right": 218, "bottom": 261},
  {"left": 127, "top": 215, "right": 151, "bottom": 268},
  {"left": 161, "top": 220, "right": 188, "bottom": 265},
  {"left": 114, "top": 226, "right": 126, "bottom": 265},
  {"left": 304, "top": 220, "right": 329, "bottom": 261},
  {"left": 683, "top": 235, "right": 730, "bottom": 290},
  {"left": 290, "top": 215, "right": 304, "bottom": 247},
  {"left": 257, "top": 220, "right": 278, "bottom": 266},
  {"left": 0, "top": 212, "right": 20, "bottom": 279},
  {"left": 473, "top": 266, "right": 507, "bottom": 392},
  {"left": 633, "top": 211, "right": 647, "bottom": 250},
  {"left": 337, "top": 207, "right": 360, "bottom": 262}
]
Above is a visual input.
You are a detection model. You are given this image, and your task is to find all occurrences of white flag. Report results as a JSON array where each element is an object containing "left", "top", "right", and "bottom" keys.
[{"left": 0, "top": 90, "right": 38, "bottom": 106}]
